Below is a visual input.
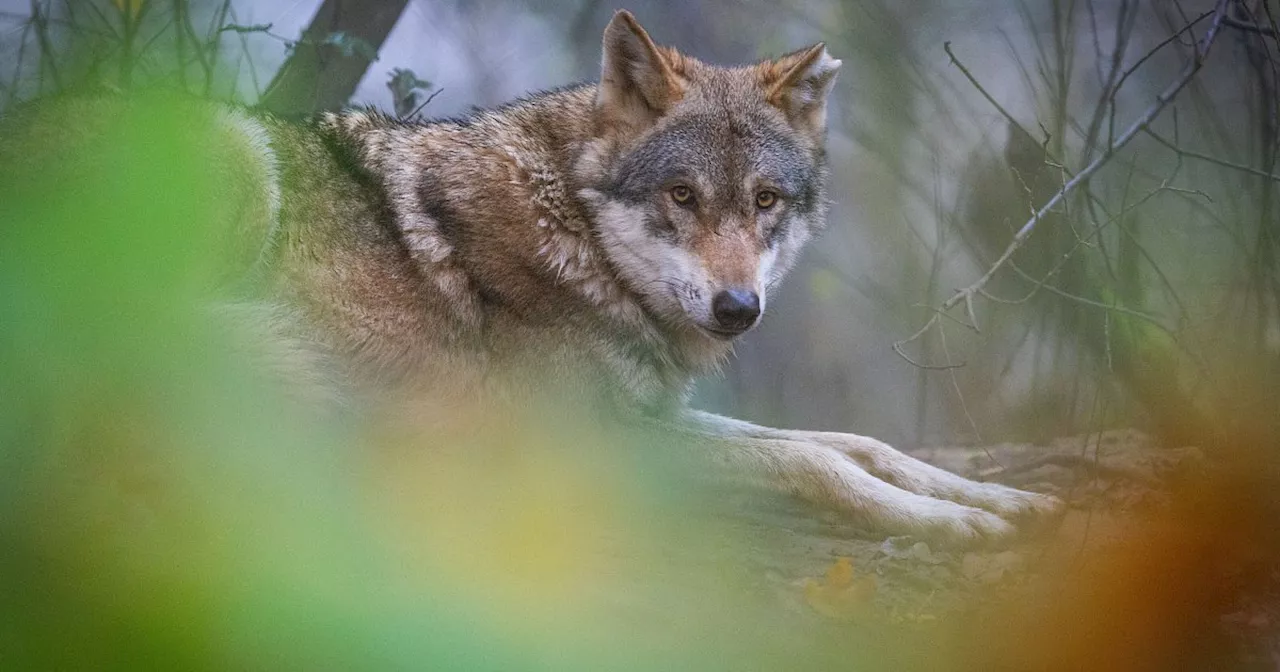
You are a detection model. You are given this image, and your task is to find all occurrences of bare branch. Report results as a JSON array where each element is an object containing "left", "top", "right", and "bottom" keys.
[{"left": 895, "top": 0, "right": 1232, "bottom": 368}]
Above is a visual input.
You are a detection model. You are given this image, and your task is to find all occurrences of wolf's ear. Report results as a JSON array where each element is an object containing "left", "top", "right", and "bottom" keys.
[
  {"left": 598, "top": 10, "right": 686, "bottom": 129},
  {"left": 761, "top": 43, "right": 841, "bottom": 138}
]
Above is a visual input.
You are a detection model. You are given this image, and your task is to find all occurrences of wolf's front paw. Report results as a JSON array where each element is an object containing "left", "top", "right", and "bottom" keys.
[
  {"left": 961, "top": 482, "right": 1065, "bottom": 525},
  {"left": 898, "top": 497, "right": 1017, "bottom": 547},
  {"left": 802, "top": 430, "right": 1064, "bottom": 535}
]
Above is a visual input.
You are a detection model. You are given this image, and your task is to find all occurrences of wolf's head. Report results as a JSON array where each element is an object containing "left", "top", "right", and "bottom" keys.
[{"left": 578, "top": 10, "right": 839, "bottom": 341}]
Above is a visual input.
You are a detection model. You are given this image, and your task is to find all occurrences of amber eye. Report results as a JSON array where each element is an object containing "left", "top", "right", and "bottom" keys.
[
  {"left": 670, "top": 185, "right": 695, "bottom": 206},
  {"left": 755, "top": 190, "right": 778, "bottom": 210}
]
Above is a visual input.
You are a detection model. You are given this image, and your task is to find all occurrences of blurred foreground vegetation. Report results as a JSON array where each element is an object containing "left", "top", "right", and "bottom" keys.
[{"left": 3, "top": 1, "right": 1280, "bottom": 669}]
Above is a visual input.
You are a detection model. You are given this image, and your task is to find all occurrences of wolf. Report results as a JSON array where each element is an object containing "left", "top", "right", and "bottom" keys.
[{"left": 7, "top": 11, "right": 1060, "bottom": 544}]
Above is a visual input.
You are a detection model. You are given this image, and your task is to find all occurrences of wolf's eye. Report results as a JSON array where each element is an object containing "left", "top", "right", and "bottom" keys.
[
  {"left": 670, "top": 185, "right": 695, "bottom": 207},
  {"left": 755, "top": 190, "right": 778, "bottom": 210}
]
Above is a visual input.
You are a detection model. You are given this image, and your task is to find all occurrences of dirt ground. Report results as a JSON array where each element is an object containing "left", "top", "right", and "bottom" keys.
[{"left": 728, "top": 429, "right": 1280, "bottom": 670}]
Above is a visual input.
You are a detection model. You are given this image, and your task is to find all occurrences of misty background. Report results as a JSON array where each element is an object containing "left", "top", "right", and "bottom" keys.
[{"left": 2, "top": 0, "right": 1276, "bottom": 452}]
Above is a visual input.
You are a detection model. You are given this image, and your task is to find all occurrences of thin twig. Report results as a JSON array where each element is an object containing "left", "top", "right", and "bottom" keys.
[
  {"left": 1225, "top": 15, "right": 1277, "bottom": 37},
  {"left": 1144, "top": 127, "right": 1280, "bottom": 182},
  {"left": 406, "top": 87, "right": 443, "bottom": 120}
]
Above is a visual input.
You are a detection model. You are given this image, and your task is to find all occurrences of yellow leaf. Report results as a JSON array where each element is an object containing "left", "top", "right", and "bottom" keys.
[
  {"left": 804, "top": 557, "right": 876, "bottom": 619},
  {"left": 825, "top": 556, "right": 854, "bottom": 588}
]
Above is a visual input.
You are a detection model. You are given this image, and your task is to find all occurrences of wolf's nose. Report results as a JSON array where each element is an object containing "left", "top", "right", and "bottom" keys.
[{"left": 712, "top": 289, "right": 761, "bottom": 333}]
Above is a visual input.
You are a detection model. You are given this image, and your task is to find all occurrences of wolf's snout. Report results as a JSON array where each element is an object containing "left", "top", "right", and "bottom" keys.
[{"left": 711, "top": 289, "right": 761, "bottom": 334}]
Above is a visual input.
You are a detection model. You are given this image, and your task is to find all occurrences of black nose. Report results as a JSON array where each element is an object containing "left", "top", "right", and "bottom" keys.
[{"left": 711, "top": 289, "right": 761, "bottom": 333}]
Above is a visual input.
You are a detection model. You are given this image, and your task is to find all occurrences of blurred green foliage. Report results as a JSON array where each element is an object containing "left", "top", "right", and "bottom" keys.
[{"left": 0, "top": 94, "right": 899, "bottom": 670}]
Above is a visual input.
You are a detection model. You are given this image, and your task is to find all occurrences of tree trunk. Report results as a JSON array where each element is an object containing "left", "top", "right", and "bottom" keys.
[{"left": 259, "top": 0, "right": 410, "bottom": 116}]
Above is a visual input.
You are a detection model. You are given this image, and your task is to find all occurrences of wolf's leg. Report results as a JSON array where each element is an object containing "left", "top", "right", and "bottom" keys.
[
  {"left": 701, "top": 432, "right": 1016, "bottom": 545},
  {"left": 684, "top": 410, "right": 1063, "bottom": 526}
]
